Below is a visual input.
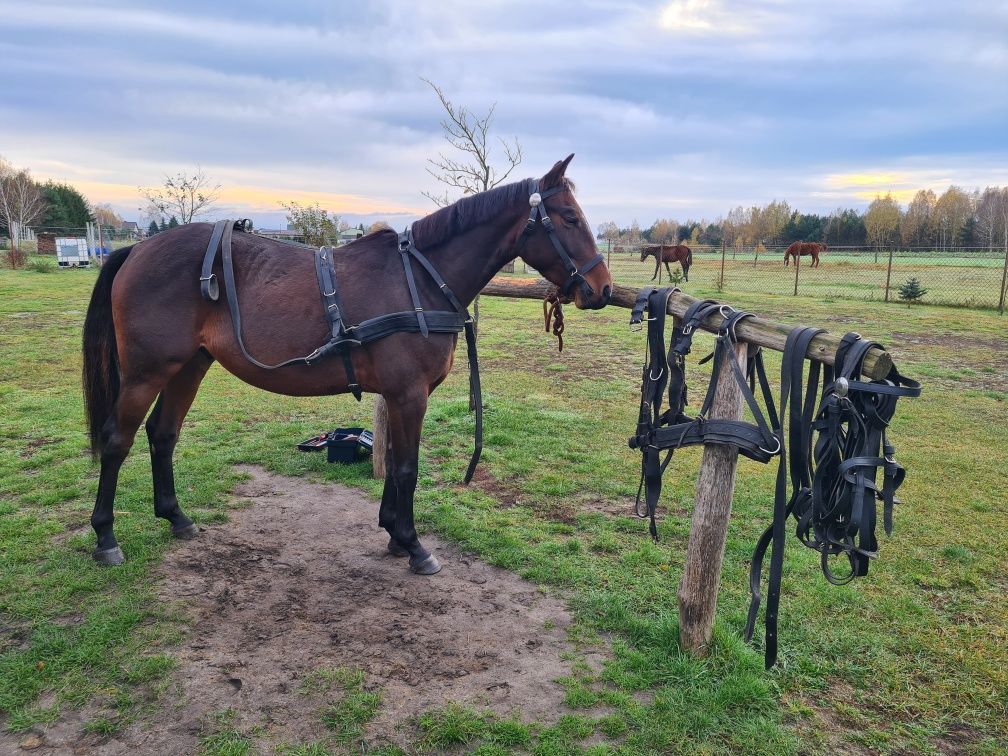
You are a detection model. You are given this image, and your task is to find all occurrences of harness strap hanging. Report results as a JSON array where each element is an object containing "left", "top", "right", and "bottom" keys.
[
  {"left": 199, "top": 219, "right": 228, "bottom": 301},
  {"left": 398, "top": 229, "right": 430, "bottom": 338},
  {"left": 315, "top": 246, "right": 362, "bottom": 400}
]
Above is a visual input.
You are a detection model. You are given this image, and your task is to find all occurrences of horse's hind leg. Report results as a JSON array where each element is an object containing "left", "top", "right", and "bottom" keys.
[
  {"left": 146, "top": 351, "right": 213, "bottom": 539},
  {"left": 378, "top": 444, "right": 408, "bottom": 557},
  {"left": 91, "top": 379, "right": 164, "bottom": 565},
  {"left": 384, "top": 391, "right": 440, "bottom": 575},
  {"left": 665, "top": 262, "right": 673, "bottom": 280}
]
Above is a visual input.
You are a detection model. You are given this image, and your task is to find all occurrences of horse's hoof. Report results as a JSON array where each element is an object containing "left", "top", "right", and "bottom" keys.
[
  {"left": 172, "top": 524, "right": 199, "bottom": 540},
  {"left": 409, "top": 553, "right": 441, "bottom": 575},
  {"left": 93, "top": 546, "right": 125, "bottom": 566},
  {"left": 387, "top": 538, "right": 409, "bottom": 557}
]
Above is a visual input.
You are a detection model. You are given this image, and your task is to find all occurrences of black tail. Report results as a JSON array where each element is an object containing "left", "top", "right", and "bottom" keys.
[{"left": 82, "top": 246, "right": 134, "bottom": 456}]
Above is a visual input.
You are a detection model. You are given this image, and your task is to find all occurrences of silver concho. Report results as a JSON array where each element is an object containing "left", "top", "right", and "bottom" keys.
[
  {"left": 834, "top": 376, "right": 849, "bottom": 397},
  {"left": 529, "top": 192, "right": 542, "bottom": 207}
]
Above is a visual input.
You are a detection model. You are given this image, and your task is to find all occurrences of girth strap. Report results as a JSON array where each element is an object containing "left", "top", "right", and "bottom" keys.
[{"left": 315, "top": 246, "right": 362, "bottom": 400}]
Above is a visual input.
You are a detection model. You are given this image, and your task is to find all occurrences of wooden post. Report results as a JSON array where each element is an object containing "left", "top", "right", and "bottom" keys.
[
  {"left": 677, "top": 340, "right": 749, "bottom": 655},
  {"left": 885, "top": 247, "right": 895, "bottom": 303},
  {"left": 999, "top": 242, "right": 1008, "bottom": 314},
  {"left": 372, "top": 396, "right": 388, "bottom": 479},
  {"left": 793, "top": 247, "right": 800, "bottom": 296},
  {"left": 479, "top": 278, "right": 894, "bottom": 380},
  {"left": 719, "top": 240, "right": 726, "bottom": 291}
]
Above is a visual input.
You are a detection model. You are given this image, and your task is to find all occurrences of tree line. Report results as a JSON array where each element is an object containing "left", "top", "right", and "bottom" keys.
[{"left": 597, "top": 185, "right": 1008, "bottom": 253}]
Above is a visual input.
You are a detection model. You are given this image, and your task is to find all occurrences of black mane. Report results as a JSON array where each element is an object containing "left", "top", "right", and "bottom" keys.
[{"left": 411, "top": 178, "right": 536, "bottom": 249}]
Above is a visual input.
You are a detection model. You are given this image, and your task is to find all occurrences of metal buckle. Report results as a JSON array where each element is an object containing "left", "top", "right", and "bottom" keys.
[{"left": 199, "top": 274, "right": 215, "bottom": 282}]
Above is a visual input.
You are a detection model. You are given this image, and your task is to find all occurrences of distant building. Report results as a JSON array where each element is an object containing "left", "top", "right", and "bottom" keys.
[
  {"left": 338, "top": 228, "right": 364, "bottom": 245},
  {"left": 120, "top": 221, "right": 140, "bottom": 239},
  {"left": 255, "top": 229, "right": 307, "bottom": 244}
]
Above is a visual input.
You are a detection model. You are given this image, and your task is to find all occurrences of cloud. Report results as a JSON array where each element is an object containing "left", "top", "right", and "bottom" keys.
[{"left": 0, "top": 0, "right": 1004, "bottom": 227}]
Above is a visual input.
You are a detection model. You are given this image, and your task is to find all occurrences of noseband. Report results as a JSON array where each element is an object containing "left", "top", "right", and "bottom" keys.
[{"left": 516, "top": 181, "right": 605, "bottom": 301}]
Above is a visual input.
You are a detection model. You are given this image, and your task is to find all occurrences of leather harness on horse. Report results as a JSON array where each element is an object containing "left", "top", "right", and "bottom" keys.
[
  {"left": 197, "top": 181, "right": 604, "bottom": 484},
  {"left": 628, "top": 287, "right": 920, "bottom": 667}
]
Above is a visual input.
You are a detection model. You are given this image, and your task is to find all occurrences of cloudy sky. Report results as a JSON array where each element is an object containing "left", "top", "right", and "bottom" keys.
[{"left": 1, "top": 0, "right": 1005, "bottom": 229}]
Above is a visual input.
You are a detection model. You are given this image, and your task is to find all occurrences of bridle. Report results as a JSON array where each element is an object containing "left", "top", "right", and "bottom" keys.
[{"left": 515, "top": 180, "right": 606, "bottom": 302}]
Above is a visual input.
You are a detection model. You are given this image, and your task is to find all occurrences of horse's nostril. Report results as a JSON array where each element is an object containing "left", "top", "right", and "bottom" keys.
[{"left": 602, "top": 285, "right": 612, "bottom": 302}]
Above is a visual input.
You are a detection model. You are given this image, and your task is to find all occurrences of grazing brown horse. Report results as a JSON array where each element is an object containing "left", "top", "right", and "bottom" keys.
[
  {"left": 81, "top": 155, "right": 611, "bottom": 575},
  {"left": 784, "top": 241, "right": 827, "bottom": 267},
  {"left": 641, "top": 243, "right": 692, "bottom": 282}
]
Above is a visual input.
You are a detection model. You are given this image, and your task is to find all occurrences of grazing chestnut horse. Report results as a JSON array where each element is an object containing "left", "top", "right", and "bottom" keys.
[
  {"left": 81, "top": 155, "right": 611, "bottom": 575},
  {"left": 784, "top": 241, "right": 827, "bottom": 267},
  {"left": 641, "top": 243, "right": 692, "bottom": 282}
]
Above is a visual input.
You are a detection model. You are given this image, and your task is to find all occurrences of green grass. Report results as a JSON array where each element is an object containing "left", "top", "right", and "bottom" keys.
[{"left": 1, "top": 264, "right": 1007, "bottom": 753}]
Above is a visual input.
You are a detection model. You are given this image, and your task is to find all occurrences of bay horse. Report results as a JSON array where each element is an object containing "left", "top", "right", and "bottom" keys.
[
  {"left": 641, "top": 243, "right": 692, "bottom": 282},
  {"left": 81, "top": 155, "right": 611, "bottom": 575},
  {"left": 784, "top": 241, "right": 826, "bottom": 267}
]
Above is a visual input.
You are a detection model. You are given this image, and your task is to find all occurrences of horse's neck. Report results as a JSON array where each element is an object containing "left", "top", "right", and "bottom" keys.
[{"left": 420, "top": 217, "right": 517, "bottom": 308}]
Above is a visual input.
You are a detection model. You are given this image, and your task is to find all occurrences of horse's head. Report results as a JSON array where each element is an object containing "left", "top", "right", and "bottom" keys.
[
  {"left": 513, "top": 155, "right": 612, "bottom": 310},
  {"left": 639, "top": 246, "right": 651, "bottom": 262},
  {"left": 820, "top": 242, "right": 829, "bottom": 252}
]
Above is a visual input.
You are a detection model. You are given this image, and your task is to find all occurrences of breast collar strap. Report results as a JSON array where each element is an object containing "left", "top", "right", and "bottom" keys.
[{"left": 515, "top": 181, "right": 604, "bottom": 301}]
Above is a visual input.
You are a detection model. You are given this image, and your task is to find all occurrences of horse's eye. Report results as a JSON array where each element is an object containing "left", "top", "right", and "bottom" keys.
[{"left": 563, "top": 214, "right": 580, "bottom": 227}]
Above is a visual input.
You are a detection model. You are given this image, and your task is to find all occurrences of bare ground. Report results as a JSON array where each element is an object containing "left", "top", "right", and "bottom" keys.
[{"left": 6, "top": 466, "right": 602, "bottom": 754}]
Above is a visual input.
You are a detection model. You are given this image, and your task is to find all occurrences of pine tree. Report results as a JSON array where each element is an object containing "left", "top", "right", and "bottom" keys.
[
  {"left": 147, "top": 220, "right": 159, "bottom": 237},
  {"left": 897, "top": 277, "right": 928, "bottom": 304},
  {"left": 167, "top": 216, "right": 179, "bottom": 229},
  {"left": 158, "top": 219, "right": 168, "bottom": 232}
]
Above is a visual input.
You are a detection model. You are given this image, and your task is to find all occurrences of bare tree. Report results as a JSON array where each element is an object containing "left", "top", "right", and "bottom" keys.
[
  {"left": 975, "top": 187, "right": 1003, "bottom": 251},
  {"left": 421, "top": 78, "right": 523, "bottom": 207},
  {"left": 0, "top": 157, "right": 45, "bottom": 268},
  {"left": 421, "top": 78, "right": 524, "bottom": 352},
  {"left": 139, "top": 167, "right": 220, "bottom": 225}
]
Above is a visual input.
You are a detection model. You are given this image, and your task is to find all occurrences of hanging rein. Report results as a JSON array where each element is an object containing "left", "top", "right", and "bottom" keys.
[{"left": 628, "top": 287, "right": 920, "bottom": 667}]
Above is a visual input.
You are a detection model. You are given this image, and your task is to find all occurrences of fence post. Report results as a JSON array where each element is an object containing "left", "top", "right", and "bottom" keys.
[
  {"left": 999, "top": 244, "right": 1008, "bottom": 314},
  {"left": 372, "top": 396, "right": 388, "bottom": 479},
  {"left": 679, "top": 339, "right": 749, "bottom": 655},
  {"left": 719, "top": 240, "right": 726, "bottom": 291},
  {"left": 607, "top": 238, "right": 611, "bottom": 269},
  {"left": 885, "top": 247, "right": 894, "bottom": 303},
  {"left": 793, "top": 248, "right": 800, "bottom": 296}
]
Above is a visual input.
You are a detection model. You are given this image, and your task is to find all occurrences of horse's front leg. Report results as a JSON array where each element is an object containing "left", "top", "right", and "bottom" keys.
[
  {"left": 651, "top": 258, "right": 659, "bottom": 281},
  {"left": 385, "top": 391, "right": 440, "bottom": 575}
]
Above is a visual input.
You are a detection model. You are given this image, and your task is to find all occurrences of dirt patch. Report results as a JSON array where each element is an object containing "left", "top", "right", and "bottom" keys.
[
  {"left": 468, "top": 466, "right": 523, "bottom": 508},
  {"left": 11, "top": 466, "right": 599, "bottom": 754},
  {"left": 19, "top": 437, "right": 64, "bottom": 459}
]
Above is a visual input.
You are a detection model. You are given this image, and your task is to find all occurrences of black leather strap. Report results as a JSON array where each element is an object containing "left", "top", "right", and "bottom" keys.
[{"left": 199, "top": 220, "right": 228, "bottom": 301}]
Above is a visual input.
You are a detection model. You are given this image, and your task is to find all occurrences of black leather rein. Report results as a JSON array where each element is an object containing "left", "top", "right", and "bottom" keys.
[
  {"left": 515, "top": 181, "right": 605, "bottom": 302},
  {"left": 628, "top": 287, "right": 921, "bottom": 667}
]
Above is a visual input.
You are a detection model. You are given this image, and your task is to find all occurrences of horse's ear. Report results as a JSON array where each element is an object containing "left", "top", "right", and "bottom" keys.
[{"left": 542, "top": 154, "right": 574, "bottom": 188}]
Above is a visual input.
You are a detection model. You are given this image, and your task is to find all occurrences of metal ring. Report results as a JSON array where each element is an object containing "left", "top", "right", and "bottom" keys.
[
  {"left": 759, "top": 436, "right": 783, "bottom": 456},
  {"left": 649, "top": 367, "right": 665, "bottom": 381}
]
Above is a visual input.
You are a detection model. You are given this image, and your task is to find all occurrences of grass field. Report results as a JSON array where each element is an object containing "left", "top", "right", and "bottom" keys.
[
  {"left": 569, "top": 249, "right": 1008, "bottom": 310},
  {"left": 1, "top": 263, "right": 1007, "bottom": 754}
]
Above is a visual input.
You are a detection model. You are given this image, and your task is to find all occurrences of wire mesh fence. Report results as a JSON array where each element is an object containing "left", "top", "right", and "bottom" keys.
[
  {"left": 7, "top": 227, "right": 1008, "bottom": 311},
  {"left": 507, "top": 242, "right": 1008, "bottom": 312}
]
